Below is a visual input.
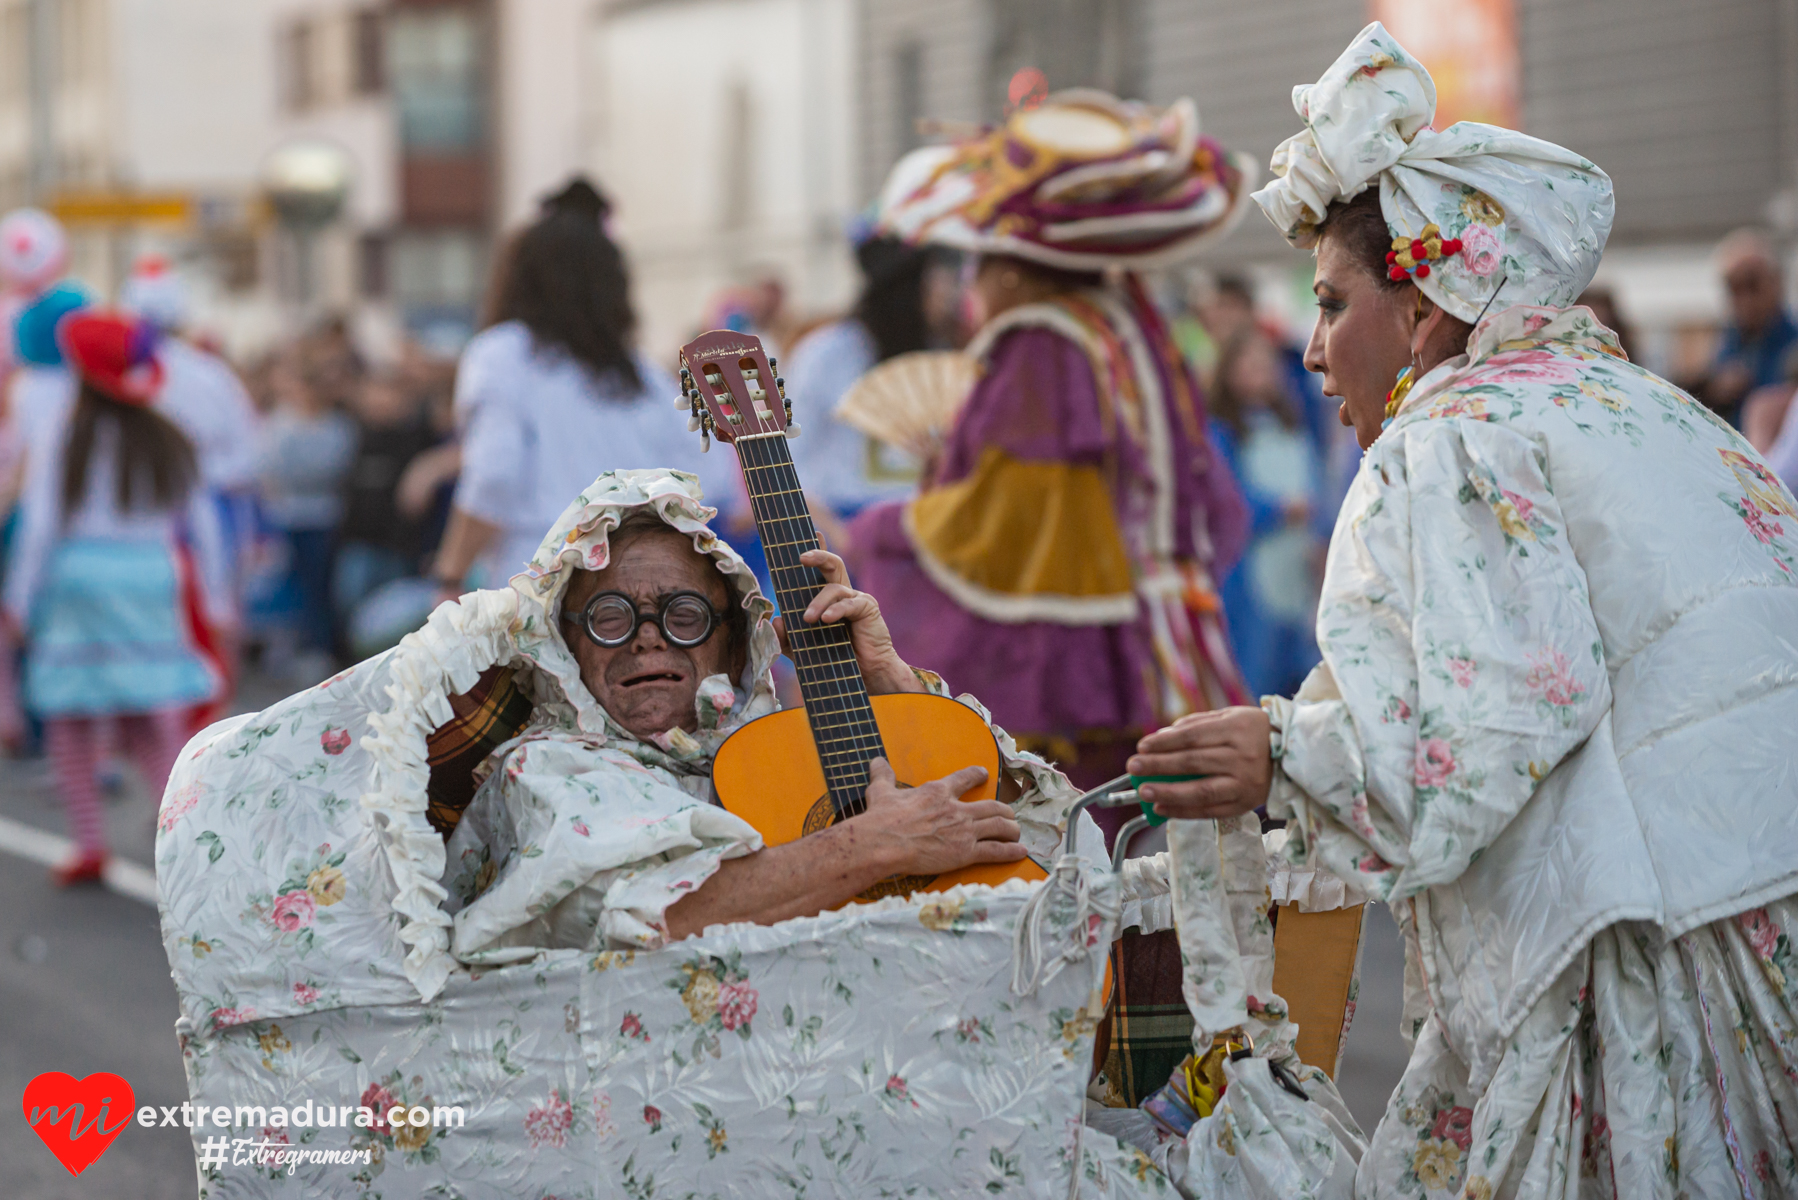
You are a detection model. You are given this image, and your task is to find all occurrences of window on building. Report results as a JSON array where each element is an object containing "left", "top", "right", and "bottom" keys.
[
  {"left": 280, "top": 19, "right": 316, "bottom": 112},
  {"left": 894, "top": 42, "right": 924, "bottom": 157},
  {"left": 387, "top": 5, "right": 486, "bottom": 152},
  {"left": 354, "top": 9, "right": 384, "bottom": 96},
  {"left": 392, "top": 229, "right": 488, "bottom": 352},
  {"left": 358, "top": 230, "right": 389, "bottom": 298}
]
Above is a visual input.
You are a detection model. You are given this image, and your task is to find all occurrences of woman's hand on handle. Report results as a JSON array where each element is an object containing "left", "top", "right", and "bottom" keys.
[{"left": 1126, "top": 706, "right": 1274, "bottom": 820}]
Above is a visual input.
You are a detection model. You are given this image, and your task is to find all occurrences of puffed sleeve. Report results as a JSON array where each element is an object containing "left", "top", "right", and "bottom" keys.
[{"left": 1263, "top": 418, "right": 1611, "bottom": 902}]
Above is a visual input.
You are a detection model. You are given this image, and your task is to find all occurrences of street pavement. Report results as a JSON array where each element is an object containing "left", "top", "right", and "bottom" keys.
[{"left": 2, "top": 671, "right": 1413, "bottom": 1195}]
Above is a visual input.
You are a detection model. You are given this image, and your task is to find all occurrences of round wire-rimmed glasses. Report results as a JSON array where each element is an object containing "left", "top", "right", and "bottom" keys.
[{"left": 562, "top": 589, "right": 721, "bottom": 648}]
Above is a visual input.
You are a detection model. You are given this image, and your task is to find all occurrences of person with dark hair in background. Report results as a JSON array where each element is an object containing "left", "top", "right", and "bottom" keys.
[
  {"left": 430, "top": 177, "right": 731, "bottom": 598},
  {"left": 332, "top": 370, "right": 441, "bottom": 634},
  {"left": 782, "top": 232, "right": 962, "bottom": 541},
  {"left": 1, "top": 312, "right": 232, "bottom": 884},
  {"left": 254, "top": 348, "right": 356, "bottom": 679}
]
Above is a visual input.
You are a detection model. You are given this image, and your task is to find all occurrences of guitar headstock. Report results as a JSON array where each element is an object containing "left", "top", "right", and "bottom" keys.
[{"left": 676, "top": 330, "right": 800, "bottom": 450}]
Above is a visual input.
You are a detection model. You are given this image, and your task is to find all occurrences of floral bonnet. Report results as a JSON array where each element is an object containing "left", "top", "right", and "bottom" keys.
[
  {"left": 1251, "top": 22, "right": 1614, "bottom": 324},
  {"left": 507, "top": 468, "right": 780, "bottom": 766}
]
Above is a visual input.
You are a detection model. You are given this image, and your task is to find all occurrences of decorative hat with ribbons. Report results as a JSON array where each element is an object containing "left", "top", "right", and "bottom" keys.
[{"left": 877, "top": 88, "right": 1258, "bottom": 271}]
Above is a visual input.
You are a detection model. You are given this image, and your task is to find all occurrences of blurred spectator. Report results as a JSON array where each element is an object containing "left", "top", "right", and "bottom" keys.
[
  {"left": 1697, "top": 229, "right": 1796, "bottom": 427},
  {"left": 1208, "top": 329, "right": 1324, "bottom": 698},
  {"left": 432, "top": 176, "right": 731, "bottom": 597},
  {"left": 254, "top": 352, "right": 355, "bottom": 677},
  {"left": 785, "top": 235, "right": 962, "bottom": 546},
  {"left": 1575, "top": 284, "right": 1638, "bottom": 361},
  {"left": 703, "top": 269, "right": 801, "bottom": 357},
  {"left": 0, "top": 207, "right": 71, "bottom": 377},
  {"left": 331, "top": 370, "right": 441, "bottom": 634},
  {"left": 122, "top": 255, "right": 261, "bottom": 711},
  {"left": 1, "top": 312, "right": 230, "bottom": 884},
  {"left": 1175, "top": 272, "right": 1354, "bottom": 529}
]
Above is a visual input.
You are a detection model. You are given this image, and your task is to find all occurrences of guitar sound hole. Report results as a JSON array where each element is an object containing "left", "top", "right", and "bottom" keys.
[{"left": 801, "top": 792, "right": 934, "bottom": 900}]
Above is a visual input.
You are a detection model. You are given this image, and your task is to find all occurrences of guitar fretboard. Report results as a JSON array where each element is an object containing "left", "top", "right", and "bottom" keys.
[{"left": 734, "top": 433, "right": 886, "bottom": 818}]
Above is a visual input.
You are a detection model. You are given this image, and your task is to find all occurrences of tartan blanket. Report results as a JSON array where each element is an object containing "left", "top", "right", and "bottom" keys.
[{"left": 424, "top": 664, "right": 534, "bottom": 835}]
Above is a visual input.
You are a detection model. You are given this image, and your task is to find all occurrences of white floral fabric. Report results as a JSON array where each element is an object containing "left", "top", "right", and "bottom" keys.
[
  {"left": 1251, "top": 22, "right": 1613, "bottom": 324},
  {"left": 1366, "top": 899, "right": 1798, "bottom": 1200},
  {"left": 160, "top": 467, "right": 1206, "bottom": 1196},
  {"left": 1263, "top": 304, "right": 1798, "bottom": 1197},
  {"left": 172, "top": 879, "right": 1127, "bottom": 1198}
]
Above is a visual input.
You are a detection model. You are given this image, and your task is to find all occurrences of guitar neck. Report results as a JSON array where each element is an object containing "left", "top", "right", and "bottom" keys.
[{"left": 732, "top": 433, "right": 887, "bottom": 816}]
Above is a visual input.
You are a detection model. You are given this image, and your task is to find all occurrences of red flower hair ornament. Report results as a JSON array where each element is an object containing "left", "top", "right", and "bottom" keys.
[{"left": 1386, "top": 223, "right": 1463, "bottom": 281}]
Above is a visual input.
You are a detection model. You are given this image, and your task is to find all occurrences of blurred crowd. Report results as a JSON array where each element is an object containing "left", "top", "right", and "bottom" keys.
[{"left": 1, "top": 168, "right": 1795, "bottom": 888}]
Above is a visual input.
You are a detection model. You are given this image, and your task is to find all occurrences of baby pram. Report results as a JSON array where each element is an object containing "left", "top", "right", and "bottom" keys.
[{"left": 155, "top": 476, "right": 1367, "bottom": 1198}]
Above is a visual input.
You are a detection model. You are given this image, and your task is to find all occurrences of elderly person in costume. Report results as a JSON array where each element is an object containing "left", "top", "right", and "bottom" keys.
[
  {"left": 860, "top": 89, "right": 1255, "bottom": 1105},
  {"left": 429, "top": 469, "right": 1062, "bottom": 964},
  {"left": 1133, "top": 25, "right": 1798, "bottom": 1198}
]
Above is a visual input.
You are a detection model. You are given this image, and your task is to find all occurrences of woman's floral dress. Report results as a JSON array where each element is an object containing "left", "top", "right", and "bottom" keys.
[{"left": 1263, "top": 305, "right": 1798, "bottom": 1199}]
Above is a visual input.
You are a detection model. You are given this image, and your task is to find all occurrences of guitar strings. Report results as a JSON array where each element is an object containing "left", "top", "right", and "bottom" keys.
[
  {"left": 733, "top": 432, "right": 885, "bottom": 816},
  {"left": 742, "top": 436, "right": 885, "bottom": 812}
]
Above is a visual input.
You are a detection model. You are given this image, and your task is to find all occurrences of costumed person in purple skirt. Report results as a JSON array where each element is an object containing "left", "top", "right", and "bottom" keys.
[{"left": 850, "top": 88, "right": 1257, "bottom": 1105}]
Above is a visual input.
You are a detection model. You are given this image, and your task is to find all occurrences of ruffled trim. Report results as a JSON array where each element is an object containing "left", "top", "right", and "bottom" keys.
[
  {"left": 1263, "top": 828, "right": 1367, "bottom": 912},
  {"left": 1118, "top": 852, "right": 1175, "bottom": 934},
  {"left": 902, "top": 498, "right": 1139, "bottom": 625},
  {"left": 360, "top": 587, "right": 520, "bottom": 1001}
]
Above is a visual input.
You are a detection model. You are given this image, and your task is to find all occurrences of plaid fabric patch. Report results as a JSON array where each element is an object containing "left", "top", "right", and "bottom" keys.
[
  {"left": 425, "top": 664, "right": 534, "bottom": 835},
  {"left": 1099, "top": 928, "right": 1195, "bottom": 1107}
]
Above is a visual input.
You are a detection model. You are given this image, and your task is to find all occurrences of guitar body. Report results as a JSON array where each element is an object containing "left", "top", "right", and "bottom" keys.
[{"left": 712, "top": 692, "right": 1048, "bottom": 895}]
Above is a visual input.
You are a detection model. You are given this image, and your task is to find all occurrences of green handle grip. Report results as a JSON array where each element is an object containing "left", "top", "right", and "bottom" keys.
[{"left": 1127, "top": 774, "right": 1202, "bottom": 827}]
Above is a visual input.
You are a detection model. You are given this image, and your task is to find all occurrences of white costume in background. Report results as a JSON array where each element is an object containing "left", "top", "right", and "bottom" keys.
[
  {"left": 781, "top": 319, "right": 920, "bottom": 513},
  {"left": 154, "top": 337, "right": 260, "bottom": 492},
  {"left": 450, "top": 321, "right": 739, "bottom": 586}
]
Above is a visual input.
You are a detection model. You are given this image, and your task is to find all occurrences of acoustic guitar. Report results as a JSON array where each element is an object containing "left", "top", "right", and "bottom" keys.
[{"left": 677, "top": 329, "right": 1048, "bottom": 899}]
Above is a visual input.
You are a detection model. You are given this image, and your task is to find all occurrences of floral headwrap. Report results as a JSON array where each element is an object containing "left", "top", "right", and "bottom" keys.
[
  {"left": 877, "top": 88, "right": 1257, "bottom": 270},
  {"left": 1251, "top": 22, "right": 1614, "bottom": 324}
]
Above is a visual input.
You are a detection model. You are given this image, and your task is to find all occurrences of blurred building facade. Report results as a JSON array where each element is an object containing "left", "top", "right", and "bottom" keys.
[
  {"left": 857, "top": 0, "right": 1798, "bottom": 379},
  {"left": 0, "top": 0, "right": 862, "bottom": 364},
  {"left": 1, "top": 0, "right": 1793, "bottom": 370},
  {"left": 587, "top": 0, "right": 861, "bottom": 360}
]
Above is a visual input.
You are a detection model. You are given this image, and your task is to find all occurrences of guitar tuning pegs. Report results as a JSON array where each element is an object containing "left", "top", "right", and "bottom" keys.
[
  {"left": 687, "top": 413, "right": 703, "bottom": 432},
  {"left": 675, "top": 394, "right": 692, "bottom": 410},
  {"left": 774, "top": 376, "right": 785, "bottom": 394},
  {"left": 785, "top": 420, "right": 802, "bottom": 439}
]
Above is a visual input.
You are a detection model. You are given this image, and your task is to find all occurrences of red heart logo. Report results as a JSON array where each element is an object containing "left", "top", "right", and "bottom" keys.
[{"left": 21, "top": 1072, "right": 136, "bottom": 1175}]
